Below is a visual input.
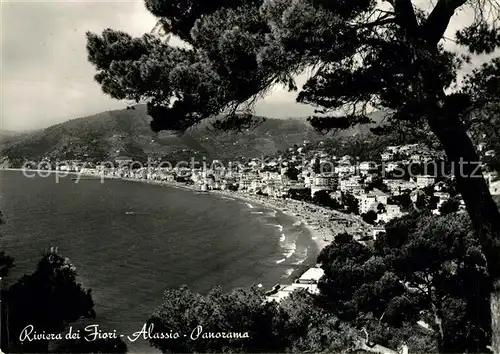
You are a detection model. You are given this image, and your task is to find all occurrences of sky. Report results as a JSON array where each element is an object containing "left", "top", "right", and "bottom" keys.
[{"left": 0, "top": 0, "right": 497, "bottom": 132}]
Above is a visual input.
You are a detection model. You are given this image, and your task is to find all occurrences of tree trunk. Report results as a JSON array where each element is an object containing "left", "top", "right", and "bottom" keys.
[
  {"left": 492, "top": 280, "right": 500, "bottom": 353},
  {"left": 427, "top": 111, "right": 500, "bottom": 352}
]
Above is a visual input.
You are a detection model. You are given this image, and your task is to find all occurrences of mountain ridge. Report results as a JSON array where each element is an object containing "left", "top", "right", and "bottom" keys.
[{"left": 0, "top": 105, "right": 386, "bottom": 166}]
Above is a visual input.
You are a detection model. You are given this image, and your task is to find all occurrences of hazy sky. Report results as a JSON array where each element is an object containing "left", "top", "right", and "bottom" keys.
[{"left": 0, "top": 0, "right": 497, "bottom": 131}]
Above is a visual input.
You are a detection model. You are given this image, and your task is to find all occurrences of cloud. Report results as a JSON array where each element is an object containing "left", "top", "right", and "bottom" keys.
[{"left": 0, "top": 0, "right": 498, "bottom": 131}]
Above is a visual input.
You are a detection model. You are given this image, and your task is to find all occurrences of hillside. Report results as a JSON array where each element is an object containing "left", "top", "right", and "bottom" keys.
[
  {"left": 0, "top": 130, "right": 26, "bottom": 140},
  {"left": 0, "top": 105, "right": 386, "bottom": 166}
]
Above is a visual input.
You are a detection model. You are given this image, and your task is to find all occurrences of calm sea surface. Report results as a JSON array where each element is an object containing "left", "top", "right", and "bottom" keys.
[{"left": 0, "top": 170, "right": 317, "bottom": 352}]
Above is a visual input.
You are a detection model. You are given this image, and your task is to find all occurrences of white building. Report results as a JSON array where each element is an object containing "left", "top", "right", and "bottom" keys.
[
  {"left": 386, "top": 146, "right": 400, "bottom": 153},
  {"left": 239, "top": 179, "right": 252, "bottom": 190},
  {"left": 359, "top": 161, "right": 378, "bottom": 176},
  {"left": 410, "top": 154, "right": 423, "bottom": 163},
  {"left": 383, "top": 179, "right": 417, "bottom": 195},
  {"left": 400, "top": 143, "right": 419, "bottom": 152},
  {"left": 250, "top": 179, "right": 264, "bottom": 193},
  {"left": 266, "top": 267, "right": 324, "bottom": 303},
  {"left": 340, "top": 155, "right": 353, "bottom": 163},
  {"left": 340, "top": 177, "right": 363, "bottom": 194},
  {"left": 490, "top": 180, "right": 500, "bottom": 195},
  {"left": 372, "top": 226, "right": 386, "bottom": 239},
  {"left": 336, "top": 164, "right": 356, "bottom": 176},
  {"left": 381, "top": 152, "right": 394, "bottom": 161},
  {"left": 297, "top": 267, "right": 324, "bottom": 284},
  {"left": 266, "top": 283, "right": 320, "bottom": 303},
  {"left": 262, "top": 171, "right": 281, "bottom": 181},
  {"left": 311, "top": 175, "right": 338, "bottom": 197},
  {"left": 416, "top": 175, "right": 436, "bottom": 189},
  {"left": 377, "top": 205, "right": 404, "bottom": 223},
  {"left": 359, "top": 189, "right": 389, "bottom": 214},
  {"left": 485, "top": 171, "right": 499, "bottom": 184},
  {"left": 383, "top": 162, "right": 400, "bottom": 173}
]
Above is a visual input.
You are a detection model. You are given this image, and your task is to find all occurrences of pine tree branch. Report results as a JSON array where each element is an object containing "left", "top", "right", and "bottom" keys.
[
  {"left": 393, "top": 0, "right": 419, "bottom": 35},
  {"left": 352, "top": 16, "right": 396, "bottom": 30},
  {"left": 423, "top": 0, "right": 469, "bottom": 45}
]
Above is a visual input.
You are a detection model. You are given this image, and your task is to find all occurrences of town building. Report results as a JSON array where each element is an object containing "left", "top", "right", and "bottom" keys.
[
  {"left": 381, "top": 152, "right": 394, "bottom": 161},
  {"left": 415, "top": 175, "right": 436, "bottom": 189},
  {"left": 115, "top": 156, "right": 133, "bottom": 167},
  {"left": 359, "top": 161, "right": 378, "bottom": 176},
  {"left": 340, "top": 176, "right": 363, "bottom": 194},
  {"left": 386, "top": 146, "right": 400, "bottom": 153},
  {"left": 311, "top": 175, "right": 339, "bottom": 197},
  {"left": 377, "top": 204, "right": 404, "bottom": 223},
  {"left": 266, "top": 267, "right": 324, "bottom": 303},
  {"left": 383, "top": 179, "right": 417, "bottom": 195},
  {"left": 490, "top": 180, "right": 500, "bottom": 195},
  {"left": 239, "top": 179, "right": 252, "bottom": 190},
  {"left": 485, "top": 171, "right": 499, "bottom": 184},
  {"left": 359, "top": 189, "right": 389, "bottom": 214},
  {"left": 336, "top": 164, "right": 356, "bottom": 176},
  {"left": 372, "top": 226, "right": 386, "bottom": 240},
  {"left": 383, "top": 162, "right": 400, "bottom": 173}
]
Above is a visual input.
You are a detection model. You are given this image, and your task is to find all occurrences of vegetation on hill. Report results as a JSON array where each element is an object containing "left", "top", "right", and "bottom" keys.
[{"left": 0, "top": 106, "right": 389, "bottom": 167}]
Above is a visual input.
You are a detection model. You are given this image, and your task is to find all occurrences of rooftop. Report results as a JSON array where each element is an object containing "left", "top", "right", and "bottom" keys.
[{"left": 298, "top": 267, "right": 325, "bottom": 283}]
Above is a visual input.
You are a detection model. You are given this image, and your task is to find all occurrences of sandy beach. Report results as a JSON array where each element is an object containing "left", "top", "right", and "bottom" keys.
[
  {"left": 114, "top": 176, "right": 372, "bottom": 255},
  {"left": 212, "top": 190, "right": 371, "bottom": 253}
]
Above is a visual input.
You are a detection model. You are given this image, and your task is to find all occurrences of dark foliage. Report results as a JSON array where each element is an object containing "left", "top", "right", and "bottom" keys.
[
  {"left": 146, "top": 285, "right": 357, "bottom": 353},
  {"left": 317, "top": 212, "right": 491, "bottom": 352},
  {"left": 1, "top": 250, "right": 96, "bottom": 353},
  {"left": 342, "top": 192, "right": 360, "bottom": 215},
  {"left": 362, "top": 210, "right": 378, "bottom": 224}
]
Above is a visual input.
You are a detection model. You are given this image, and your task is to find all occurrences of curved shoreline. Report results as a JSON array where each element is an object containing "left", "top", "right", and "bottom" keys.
[
  {"left": 1, "top": 168, "right": 371, "bottom": 282},
  {"left": 112, "top": 176, "right": 371, "bottom": 266}
]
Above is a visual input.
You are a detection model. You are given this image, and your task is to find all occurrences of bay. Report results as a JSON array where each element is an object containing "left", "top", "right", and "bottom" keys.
[{"left": 0, "top": 170, "right": 316, "bottom": 352}]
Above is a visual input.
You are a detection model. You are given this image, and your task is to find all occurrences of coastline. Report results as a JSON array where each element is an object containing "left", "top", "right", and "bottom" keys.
[
  {"left": 114, "top": 177, "right": 368, "bottom": 249},
  {"left": 114, "top": 175, "right": 370, "bottom": 260},
  {"left": 1, "top": 168, "right": 371, "bottom": 281}
]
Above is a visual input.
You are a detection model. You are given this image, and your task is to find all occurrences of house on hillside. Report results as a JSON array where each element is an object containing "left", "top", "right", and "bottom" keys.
[
  {"left": 386, "top": 146, "right": 400, "bottom": 153},
  {"left": 381, "top": 151, "right": 394, "bottom": 161},
  {"left": 115, "top": 156, "right": 133, "bottom": 166},
  {"left": 359, "top": 189, "right": 389, "bottom": 214},
  {"left": 311, "top": 175, "right": 339, "bottom": 197},
  {"left": 434, "top": 181, "right": 447, "bottom": 192},
  {"left": 377, "top": 204, "right": 404, "bottom": 223},
  {"left": 485, "top": 171, "right": 499, "bottom": 184},
  {"left": 372, "top": 226, "right": 386, "bottom": 240},
  {"left": 416, "top": 175, "right": 435, "bottom": 189},
  {"left": 266, "top": 267, "right": 324, "bottom": 303},
  {"left": 359, "top": 161, "right": 378, "bottom": 176},
  {"left": 383, "top": 179, "right": 417, "bottom": 195},
  {"left": 383, "top": 162, "right": 400, "bottom": 173},
  {"left": 490, "top": 180, "right": 500, "bottom": 195},
  {"left": 340, "top": 176, "right": 363, "bottom": 194}
]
